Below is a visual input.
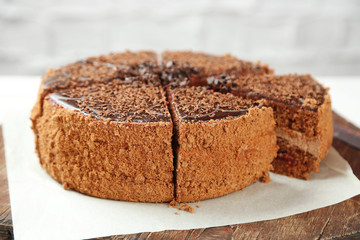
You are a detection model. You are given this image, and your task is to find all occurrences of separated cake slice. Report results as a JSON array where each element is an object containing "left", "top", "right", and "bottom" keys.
[
  {"left": 36, "top": 82, "right": 174, "bottom": 202},
  {"left": 211, "top": 74, "right": 333, "bottom": 179},
  {"left": 167, "top": 87, "right": 278, "bottom": 202}
]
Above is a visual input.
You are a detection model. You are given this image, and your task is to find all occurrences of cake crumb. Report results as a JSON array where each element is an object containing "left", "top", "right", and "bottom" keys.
[
  {"left": 196, "top": 205, "right": 200, "bottom": 208},
  {"left": 168, "top": 199, "right": 195, "bottom": 213},
  {"left": 178, "top": 203, "right": 194, "bottom": 213},
  {"left": 168, "top": 199, "right": 178, "bottom": 208},
  {"left": 260, "top": 172, "right": 271, "bottom": 183},
  {"left": 174, "top": 212, "right": 179, "bottom": 215}
]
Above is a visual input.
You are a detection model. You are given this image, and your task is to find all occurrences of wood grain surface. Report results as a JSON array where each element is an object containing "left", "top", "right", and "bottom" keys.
[
  {"left": 0, "top": 127, "right": 13, "bottom": 240},
  {"left": 0, "top": 113, "right": 359, "bottom": 240}
]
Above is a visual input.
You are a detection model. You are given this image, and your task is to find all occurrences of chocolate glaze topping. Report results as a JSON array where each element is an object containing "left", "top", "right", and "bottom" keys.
[
  {"left": 41, "top": 51, "right": 326, "bottom": 123},
  {"left": 161, "top": 51, "right": 272, "bottom": 89},
  {"left": 208, "top": 74, "right": 326, "bottom": 111},
  {"left": 170, "top": 87, "right": 261, "bottom": 123},
  {"left": 43, "top": 60, "right": 161, "bottom": 90},
  {"left": 161, "top": 61, "right": 204, "bottom": 88},
  {"left": 49, "top": 82, "right": 171, "bottom": 122},
  {"left": 162, "top": 51, "right": 272, "bottom": 75}
]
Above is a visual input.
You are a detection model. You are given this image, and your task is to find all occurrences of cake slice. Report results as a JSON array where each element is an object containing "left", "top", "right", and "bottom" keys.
[
  {"left": 43, "top": 51, "right": 159, "bottom": 90},
  {"left": 31, "top": 51, "right": 175, "bottom": 202},
  {"left": 167, "top": 87, "right": 278, "bottom": 202},
  {"left": 161, "top": 51, "right": 272, "bottom": 88},
  {"left": 211, "top": 74, "right": 333, "bottom": 179},
  {"left": 31, "top": 51, "right": 161, "bottom": 157},
  {"left": 35, "top": 82, "right": 174, "bottom": 202},
  {"left": 31, "top": 51, "right": 160, "bottom": 126}
]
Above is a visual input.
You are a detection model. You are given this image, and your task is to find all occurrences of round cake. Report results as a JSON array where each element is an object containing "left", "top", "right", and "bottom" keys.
[{"left": 31, "top": 50, "right": 333, "bottom": 203}]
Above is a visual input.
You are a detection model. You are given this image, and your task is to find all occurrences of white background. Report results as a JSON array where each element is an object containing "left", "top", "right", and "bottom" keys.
[{"left": 0, "top": 0, "right": 360, "bottom": 76}]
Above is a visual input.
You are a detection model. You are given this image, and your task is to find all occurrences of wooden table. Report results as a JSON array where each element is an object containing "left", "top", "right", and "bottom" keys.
[{"left": 0, "top": 113, "right": 359, "bottom": 240}]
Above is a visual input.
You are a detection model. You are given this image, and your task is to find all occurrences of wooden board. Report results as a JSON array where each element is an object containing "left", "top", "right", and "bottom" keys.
[{"left": 0, "top": 112, "right": 359, "bottom": 240}]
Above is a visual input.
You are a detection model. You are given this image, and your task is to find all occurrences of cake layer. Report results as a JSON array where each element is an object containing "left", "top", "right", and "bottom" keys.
[
  {"left": 273, "top": 137, "right": 319, "bottom": 180},
  {"left": 275, "top": 127, "right": 321, "bottom": 157},
  {"left": 272, "top": 93, "right": 333, "bottom": 179},
  {"left": 168, "top": 87, "right": 278, "bottom": 202}
]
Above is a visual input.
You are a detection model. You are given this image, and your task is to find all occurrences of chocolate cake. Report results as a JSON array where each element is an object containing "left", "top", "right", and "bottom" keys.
[{"left": 31, "top": 50, "right": 333, "bottom": 203}]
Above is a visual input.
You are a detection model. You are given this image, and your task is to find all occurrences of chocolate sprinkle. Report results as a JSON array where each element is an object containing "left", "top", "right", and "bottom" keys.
[
  {"left": 209, "top": 74, "right": 326, "bottom": 111},
  {"left": 170, "top": 87, "right": 261, "bottom": 123},
  {"left": 50, "top": 81, "right": 171, "bottom": 123},
  {"left": 43, "top": 51, "right": 326, "bottom": 123}
]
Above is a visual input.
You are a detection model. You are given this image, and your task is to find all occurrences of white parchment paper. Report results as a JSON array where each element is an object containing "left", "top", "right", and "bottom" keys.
[{"left": 2, "top": 87, "right": 360, "bottom": 240}]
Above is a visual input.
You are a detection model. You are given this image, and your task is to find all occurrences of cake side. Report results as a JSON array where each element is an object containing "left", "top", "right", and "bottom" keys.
[
  {"left": 167, "top": 87, "right": 278, "bottom": 202},
  {"left": 317, "top": 93, "right": 333, "bottom": 161},
  {"left": 31, "top": 51, "right": 175, "bottom": 202},
  {"left": 30, "top": 70, "right": 58, "bottom": 161},
  {"left": 36, "top": 98, "right": 174, "bottom": 202},
  {"left": 175, "top": 108, "right": 277, "bottom": 202}
]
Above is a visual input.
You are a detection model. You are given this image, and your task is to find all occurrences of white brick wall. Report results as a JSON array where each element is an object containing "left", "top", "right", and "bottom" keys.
[{"left": 0, "top": 0, "right": 359, "bottom": 75}]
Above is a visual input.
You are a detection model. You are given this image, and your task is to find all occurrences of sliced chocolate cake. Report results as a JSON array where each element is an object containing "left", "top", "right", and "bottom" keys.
[{"left": 31, "top": 50, "right": 333, "bottom": 203}]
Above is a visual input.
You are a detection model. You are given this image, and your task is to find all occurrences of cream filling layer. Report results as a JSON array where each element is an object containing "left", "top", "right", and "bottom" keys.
[{"left": 275, "top": 127, "right": 321, "bottom": 157}]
